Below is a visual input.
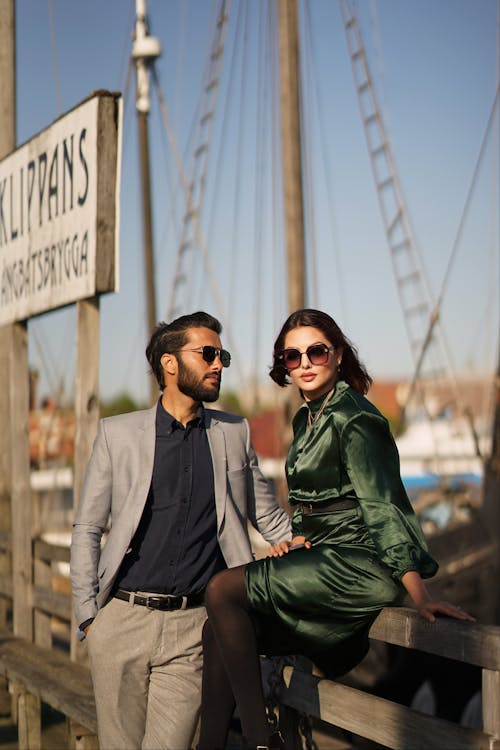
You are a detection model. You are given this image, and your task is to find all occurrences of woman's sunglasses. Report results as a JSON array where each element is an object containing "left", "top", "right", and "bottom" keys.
[
  {"left": 280, "top": 343, "right": 335, "bottom": 371},
  {"left": 174, "top": 345, "right": 231, "bottom": 368}
]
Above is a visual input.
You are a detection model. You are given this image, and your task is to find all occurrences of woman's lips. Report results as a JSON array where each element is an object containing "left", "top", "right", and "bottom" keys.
[{"left": 300, "top": 373, "right": 316, "bottom": 382}]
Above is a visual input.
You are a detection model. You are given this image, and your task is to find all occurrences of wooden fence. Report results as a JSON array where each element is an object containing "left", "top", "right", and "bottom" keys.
[{"left": 0, "top": 526, "right": 500, "bottom": 749}]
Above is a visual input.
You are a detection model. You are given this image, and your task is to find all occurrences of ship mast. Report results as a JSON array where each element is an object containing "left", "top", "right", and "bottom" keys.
[
  {"left": 277, "top": 0, "right": 306, "bottom": 313},
  {"left": 133, "top": 0, "right": 161, "bottom": 404}
]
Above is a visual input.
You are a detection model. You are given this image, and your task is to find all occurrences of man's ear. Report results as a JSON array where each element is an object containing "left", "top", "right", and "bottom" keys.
[{"left": 161, "top": 353, "right": 177, "bottom": 376}]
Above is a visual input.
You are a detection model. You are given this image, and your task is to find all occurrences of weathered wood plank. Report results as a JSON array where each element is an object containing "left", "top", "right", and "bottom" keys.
[
  {"left": 72, "top": 296, "right": 100, "bottom": 662},
  {"left": 483, "top": 669, "right": 500, "bottom": 742},
  {"left": 369, "top": 607, "right": 500, "bottom": 671},
  {"left": 17, "top": 686, "right": 42, "bottom": 750},
  {"left": 32, "top": 586, "right": 72, "bottom": 621},
  {"left": 280, "top": 666, "right": 495, "bottom": 750},
  {"left": 95, "top": 92, "right": 120, "bottom": 292},
  {"left": 10, "top": 320, "right": 33, "bottom": 640},
  {"left": 0, "top": 0, "right": 15, "bottom": 635},
  {"left": 0, "top": 573, "right": 13, "bottom": 598},
  {"left": 0, "top": 531, "right": 11, "bottom": 551},
  {"left": 0, "top": 629, "right": 97, "bottom": 733},
  {"left": 34, "top": 559, "right": 52, "bottom": 649},
  {"left": 33, "top": 538, "right": 71, "bottom": 564}
]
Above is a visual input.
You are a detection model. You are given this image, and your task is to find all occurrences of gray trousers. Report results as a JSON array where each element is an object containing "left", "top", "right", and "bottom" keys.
[{"left": 86, "top": 595, "right": 207, "bottom": 750}]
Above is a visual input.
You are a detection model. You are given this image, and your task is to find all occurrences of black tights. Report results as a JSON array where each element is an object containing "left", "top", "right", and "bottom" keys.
[{"left": 197, "top": 566, "right": 270, "bottom": 749}]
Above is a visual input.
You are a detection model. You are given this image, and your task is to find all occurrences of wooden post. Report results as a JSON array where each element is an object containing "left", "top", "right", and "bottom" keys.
[
  {"left": 10, "top": 683, "right": 42, "bottom": 750},
  {"left": 33, "top": 552, "right": 53, "bottom": 649},
  {"left": 134, "top": 0, "right": 159, "bottom": 404},
  {"left": 0, "top": 0, "right": 31, "bottom": 672},
  {"left": 481, "top": 356, "right": 500, "bottom": 624},
  {"left": 277, "top": 0, "right": 306, "bottom": 314},
  {"left": 277, "top": 0, "right": 306, "bottom": 422},
  {"left": 482, "top": 668, "right": 500, "bottom": 743},
  {"left": 0, "top": 0, "right": 16, "bottom": 634},
  {"left": 71, "top": 297, "right": 101, "bottom": 661},
  {"left": 16, "top": 686, "right": 42, "bottom": 750},
  {"left": 10, "top": 322, "right": 34, "bottom": 640}
]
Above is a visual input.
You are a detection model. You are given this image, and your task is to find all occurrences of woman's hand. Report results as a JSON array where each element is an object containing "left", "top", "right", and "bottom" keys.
[
  {"left": 401, "top": 570, "right": 475, "bottom": 623},
  {"left": 266, "top": 535, "right": 311, "bottom": 557},
  {"left": 416, "top": 600, "right": 476, "bottom": 624},
  {"left": 418, "top": 600, "right": 476, "bottom": 622}
]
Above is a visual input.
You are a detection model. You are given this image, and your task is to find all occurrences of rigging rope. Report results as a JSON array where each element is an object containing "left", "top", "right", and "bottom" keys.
[
  {"left": 227, "top": 0, "right": 249, "bottom": 319},
  {"left": 151, "top": 61, "right": 245, "bottom": 383},
  {"left": 404, "top": 83, "right": 500, "bottom": 410},
  {"left": 436, "top": 84, "right": 500, "bottom": 315}
]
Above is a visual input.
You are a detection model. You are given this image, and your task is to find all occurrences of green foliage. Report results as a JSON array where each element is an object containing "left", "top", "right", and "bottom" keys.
[
  {"left": 218, "top": 390, "right": 247, "bottom": 417},
  {"left": 387, "top": 413, "right": 406, "bottom": 437},
  {"left": 100, "top": 393, "right": 145, "bottom": 418}
]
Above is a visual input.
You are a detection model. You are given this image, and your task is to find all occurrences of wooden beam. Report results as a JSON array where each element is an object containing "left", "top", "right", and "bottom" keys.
[
  {"left": 483, "top": 669, "right": 500, "bottom": 743},
  {"left": 16, "top": 687, "right": 41, "bottom": 750},
  {"left": 0, "top": 628, "right": 97, "bottom": 733},
  {"left": 33, "top": 539, "right": 70, "bottom": 564},
  {"left": 0, "top": 0, "right": 16, "bottom": 649},
  {"left": 369, "top": 607, "right": 500, "bottom": 671},
  {"left": 280, "top": 667, "right": 494, "bottom": 750},
  {"left": 32, "top": 587, "right": 71, "bottom": 622},
  {"left": 10, "top": 321, "right": 33, "bottom": 640},
  {"left": 277, "top": 0, "right": 306, "bottom": 313},
  {"left": 71, "top": 297, "right": 100, "bottom": 660}
]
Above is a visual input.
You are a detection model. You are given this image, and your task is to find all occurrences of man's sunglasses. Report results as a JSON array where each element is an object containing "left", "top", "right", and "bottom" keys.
[
  {"left": 280, "top": 343, "right": 335, "bottom": 371},
  {"left": 173, "top": 346, "right": 231, "bottom": 368}
]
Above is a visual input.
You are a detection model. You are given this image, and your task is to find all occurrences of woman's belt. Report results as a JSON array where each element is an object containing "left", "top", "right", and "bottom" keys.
[{"left": 294, "top": 497, "right": 359, "bottom": 515}]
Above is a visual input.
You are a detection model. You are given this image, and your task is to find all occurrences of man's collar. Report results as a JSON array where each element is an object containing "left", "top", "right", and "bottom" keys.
[{"left": 156, "top": 400, "right": 205, "bottom": 432}]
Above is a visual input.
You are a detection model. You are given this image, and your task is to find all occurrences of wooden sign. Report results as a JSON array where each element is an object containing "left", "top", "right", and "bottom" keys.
[{"left": 0, "top": 91, "right": 121, "bottom": 325}]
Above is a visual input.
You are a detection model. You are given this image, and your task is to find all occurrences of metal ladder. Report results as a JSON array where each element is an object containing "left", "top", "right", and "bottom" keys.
[
  {"left": 167, "top": 0, "right": 231, "bottom": 320},
  {"left": 340, "top": 0, "right": 450, "bottom": 411}
]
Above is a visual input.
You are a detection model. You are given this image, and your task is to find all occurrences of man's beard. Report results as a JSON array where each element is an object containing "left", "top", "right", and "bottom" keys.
[{"left": 177, "top": 357, "right": 221, "bottom": 402}]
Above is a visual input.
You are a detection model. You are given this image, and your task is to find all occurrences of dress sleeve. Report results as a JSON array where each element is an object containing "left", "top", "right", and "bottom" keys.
[{"left": 340, "top": 411, "right": 438, "bottom": 580}]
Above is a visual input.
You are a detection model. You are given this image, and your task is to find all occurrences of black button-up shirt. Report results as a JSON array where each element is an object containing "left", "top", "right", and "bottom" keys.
[{"left": 115, "top": 401, "right": 226, "bottom": 595}]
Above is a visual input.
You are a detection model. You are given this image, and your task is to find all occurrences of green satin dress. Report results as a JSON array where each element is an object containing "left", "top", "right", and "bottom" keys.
[{"left": 245, "top": 381, "right": 438, "bottom": 677}]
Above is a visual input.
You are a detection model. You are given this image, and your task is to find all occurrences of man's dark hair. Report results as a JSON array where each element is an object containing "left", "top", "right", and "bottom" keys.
[{"left": 146, "top": 311, "right": 222, "bottom": 389}]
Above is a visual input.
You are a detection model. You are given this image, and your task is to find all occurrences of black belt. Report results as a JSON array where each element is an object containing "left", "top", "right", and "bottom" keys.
[
  {"left": 296, "top": 497, "right": 359, "bottom": 515},
  {"left": 113, "top": 588, "right": 205, "bottom": 611}
]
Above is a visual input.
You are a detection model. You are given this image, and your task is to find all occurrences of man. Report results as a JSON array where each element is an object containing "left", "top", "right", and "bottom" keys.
[{"left": 70, "top": 311, "right": 291, "bottom": 750}]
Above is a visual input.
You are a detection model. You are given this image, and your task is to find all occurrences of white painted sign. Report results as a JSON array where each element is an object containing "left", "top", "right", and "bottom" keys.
[{"left": 0, "top": 92, "right": 121, "bottom": 325}]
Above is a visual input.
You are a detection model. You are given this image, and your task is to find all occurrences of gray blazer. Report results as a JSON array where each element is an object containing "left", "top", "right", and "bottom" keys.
[{"left": 70, "top": 405, "right": 291, "bottom": 630}]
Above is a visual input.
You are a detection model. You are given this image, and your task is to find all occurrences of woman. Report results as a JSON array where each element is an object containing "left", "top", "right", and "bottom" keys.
[{"left": 198, "top": 309, "right": 474, "bottom": 750}]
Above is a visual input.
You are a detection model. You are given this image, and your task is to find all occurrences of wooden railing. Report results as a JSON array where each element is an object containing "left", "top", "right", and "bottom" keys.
[
  {"left": 277, "top": 608, "right": 500, "bottom": 749},
  {"left": 1, "top": 531, "right": 500, "bottom": 748},
  {"left": 0, "top": 531, "right": 72, "bottom": 649}
]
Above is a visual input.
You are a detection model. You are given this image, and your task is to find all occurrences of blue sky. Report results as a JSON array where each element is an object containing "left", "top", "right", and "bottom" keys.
[{"left": 13, "top": 0, "right": 499, "bottom": 406}]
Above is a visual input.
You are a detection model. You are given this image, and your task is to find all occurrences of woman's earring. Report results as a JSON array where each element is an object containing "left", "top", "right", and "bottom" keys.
[{"left": 337, "top": 361, "right": 342, "bottom": 372}]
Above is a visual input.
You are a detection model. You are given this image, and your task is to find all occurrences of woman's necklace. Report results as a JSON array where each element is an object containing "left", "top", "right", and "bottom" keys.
[{"left": 306, "top": 386, "right": 335, "bottom": 431}]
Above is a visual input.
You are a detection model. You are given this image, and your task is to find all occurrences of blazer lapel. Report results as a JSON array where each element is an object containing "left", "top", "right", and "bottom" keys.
[
  {"left": 206, "top": 412, "right": 227, "bottom": 533},
  {"left": 130, "top": 405, "right": 157, "bottom": 533}
]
